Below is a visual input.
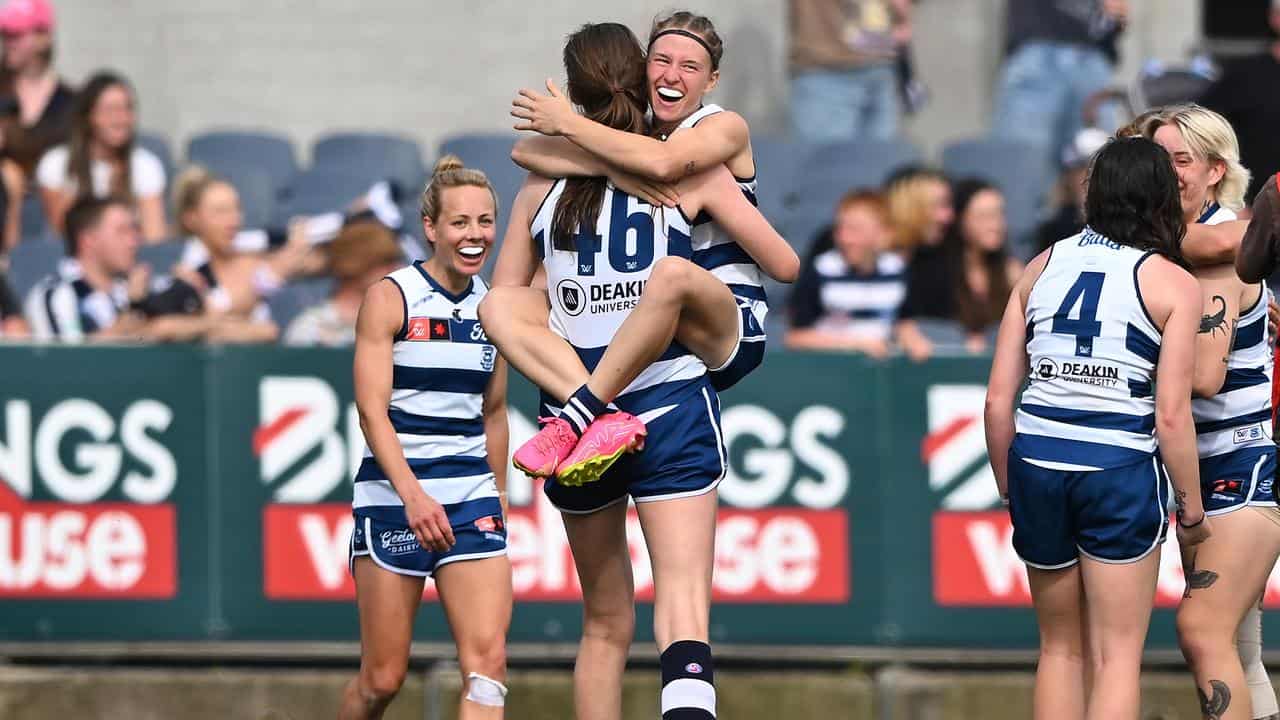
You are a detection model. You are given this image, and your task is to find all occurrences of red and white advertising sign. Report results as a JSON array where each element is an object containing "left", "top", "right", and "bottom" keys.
[
  {"left": 933, "top": 511, "right": 1280, "bottom": 609},
  {"left": 0, "top": 398, "right": 178, "bottom": 598},
  {"left": 264, "top": 490, "right": 849, "bottom": 604}
]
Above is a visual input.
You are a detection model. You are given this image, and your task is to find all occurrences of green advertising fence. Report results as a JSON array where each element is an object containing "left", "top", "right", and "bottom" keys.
[{"left": 0, "top": 345, "right": 1208, "bottom": 648}]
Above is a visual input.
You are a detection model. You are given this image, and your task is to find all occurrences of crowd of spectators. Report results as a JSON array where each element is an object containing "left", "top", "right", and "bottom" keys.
[{"left": 0, "top": 0, "right": 1276, "bottom": 359}]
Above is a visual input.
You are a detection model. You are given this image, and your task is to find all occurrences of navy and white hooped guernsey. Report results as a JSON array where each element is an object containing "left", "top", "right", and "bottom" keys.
[
  {"left": 351, "top": 262, "right": 499, "bottom": 522},
  {"left": 673, "top": 104, "right": 767, "bottom": 303},
  {"left": 1014, "top": 228, "right": 1164, "bottom": 470},
  {"left": 1191, "top": 204, "right": 1274, "bottom": 459}
]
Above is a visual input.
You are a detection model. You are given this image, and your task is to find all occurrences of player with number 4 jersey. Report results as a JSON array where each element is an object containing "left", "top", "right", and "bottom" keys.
[{"left": 985, "top": 137, "right": 1207, "bottom": 720}]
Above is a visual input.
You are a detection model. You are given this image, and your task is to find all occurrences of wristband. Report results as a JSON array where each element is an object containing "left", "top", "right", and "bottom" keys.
[{"left": 1178, "top": 512, "right": 1205, "bottom": 529}]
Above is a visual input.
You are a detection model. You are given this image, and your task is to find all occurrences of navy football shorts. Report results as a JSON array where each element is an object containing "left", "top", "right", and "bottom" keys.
[
  {"left": 1008, "top": 450, "right": 1169, "bottom": 569},
  {"left": 1201, "top": 445, "right": 1277, "bottom": 515},
  {"left": 707, "top": 295, "right": 767, "bottom": 392},
  {"left": 349, "top": 496, "right": 506, "bottom": 578}
]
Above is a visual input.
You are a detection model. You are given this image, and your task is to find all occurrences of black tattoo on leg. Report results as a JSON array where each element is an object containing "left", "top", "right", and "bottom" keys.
[
  {"left": 1197, "top": 679, "right": 1230, "bottom": 719},
  {"left": 1201, "top": 295, "right": 1229, "bottom": 337},
  {"left": 1182, "top": 548, "right": 1220, "bottom": 597}
]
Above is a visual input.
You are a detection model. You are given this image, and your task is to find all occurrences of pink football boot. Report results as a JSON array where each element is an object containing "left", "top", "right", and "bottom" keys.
[{"left": 554, "top": 412, "right": 647, "bottom": 487}]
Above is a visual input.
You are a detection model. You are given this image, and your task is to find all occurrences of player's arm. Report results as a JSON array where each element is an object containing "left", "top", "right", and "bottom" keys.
[
  {"left": 984, "top": 249, "right": 1049, "bottom": 502},
  {"left": 1189, "top": 266, "right": 1243, "bottom": 398},
  {"left": 1143, "top": 258, "right": 1208, "bottom": 538},
  {"left": 482, "top": 355, "right": 510, "bottom": 518},
  {"left": 491, "top": 174, "right": 551, "bottom": 288},
  {"left": 511, "top": 135, "right": 679, "bottom": 208},
  {"left": 353, "top": 279, "right": 455, "bottom": 551},
  {"left": 1182, "top": 220, "right": 1247, "bottom": 267},
  {"left": 1237, "top": 178, "right": 1280, "bottom": 283},
  {"left": 513, "top": 80, "right": 748, "bottom": 182},
  {"left": 682, "top": 165, "right": 800, "bottom": 282}
]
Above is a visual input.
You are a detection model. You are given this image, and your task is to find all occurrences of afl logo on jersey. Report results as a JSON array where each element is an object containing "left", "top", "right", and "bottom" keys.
[
  {"left": 1034, "top": 358, "right": 1058, "bottom": 381},
  {"left": 558, "top": 279, "right": 587, "bottom": 317},
  {"left": 481, "top": 345, "right": 496, "bottom": 372}
]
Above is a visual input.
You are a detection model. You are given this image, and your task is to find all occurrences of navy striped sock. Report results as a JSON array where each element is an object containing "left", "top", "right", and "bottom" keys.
[
  {"left": 558, "top": 384, "right": 605, "bottom": 436},
  {"left": 660, "top": 640, "right": 715, "bottom": 719}
]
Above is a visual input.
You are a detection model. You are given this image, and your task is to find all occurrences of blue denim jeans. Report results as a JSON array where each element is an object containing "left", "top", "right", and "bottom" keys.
[
  {"left": 790, "top": 62, "right": 901, "bottom": 143},
  {"left": 992, "top": 42, "right": 1117, "bottom": 163}
]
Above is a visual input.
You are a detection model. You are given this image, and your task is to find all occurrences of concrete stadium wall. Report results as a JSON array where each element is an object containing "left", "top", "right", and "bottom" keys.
[
  {"left": 0, "top": 666, "right": 1205, "bottom": 719},
  {"left": 49, "top": 1, "right": 1198, "bottom": 165}
]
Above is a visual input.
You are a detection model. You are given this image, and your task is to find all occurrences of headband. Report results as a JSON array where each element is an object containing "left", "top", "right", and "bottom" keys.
[{"left": 649, "top": 28, "right": 718, "bottom": 69}]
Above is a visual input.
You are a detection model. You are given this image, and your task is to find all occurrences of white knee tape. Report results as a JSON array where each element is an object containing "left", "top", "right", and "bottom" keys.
[
  {"left": 465, "top": 672, "right": 508, "bottom": 708},
  {"left": 1238, "top": 603, "right": 1280, "bottom": 717}
]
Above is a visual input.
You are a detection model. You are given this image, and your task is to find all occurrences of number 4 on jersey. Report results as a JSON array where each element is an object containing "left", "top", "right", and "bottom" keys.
[{"left": 1052, "top": 272, "right": 1104, "bottom": 357}]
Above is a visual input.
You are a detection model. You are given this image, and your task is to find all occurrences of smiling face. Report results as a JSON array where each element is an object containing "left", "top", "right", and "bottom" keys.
[
  {"left": 90, "top": 83, "right": 136, "bottom": 151},
  {"left": 185, "top": 181, "right": 243, "bottom": 256},
  {"left": 423, "top": 185, "right": 496, "bottom": 278},
  {"left": 646, "top": 32, "right": 718, "bottom": 126},
  {"left": 961, "top": 189, "right": 1007, "bottom": 253},
  {"left": 833, "top": 202, "right": 890, "bottom": 267},
  {"left": 1153, "top": 122, "right": 1224, "bottom": 222},
  {"left": 2, "top": 27, "right": 48, "bottom": 72}
]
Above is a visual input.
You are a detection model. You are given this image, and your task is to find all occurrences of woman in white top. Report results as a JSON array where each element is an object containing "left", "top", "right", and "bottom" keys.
[{"left": 36, "top": 71, "right": 166, "bottom": 242}]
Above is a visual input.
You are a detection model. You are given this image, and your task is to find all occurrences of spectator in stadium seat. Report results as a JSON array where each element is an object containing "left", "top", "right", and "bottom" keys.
[
  {"left": 0, "top": 107, "right": 22, "bottom": 253},
  {"left": 785, "top": 190, "right": 904, "bottom": 356},
  {"left": 884, "top": 166, "right": 953, "bottom": 257},
  {"left": 992, "top": 0, "right": 1127, "bottom": 165},
  {"left": 171, "top": 165, "right": 310, "bottom": 343},
  {"left": 35, "top": 71, "right": 166, "bottom": 242},
  {"left": 21, "top": 196, "right": 207, "bottom": 341},
  {"left": 896, "top": 179, "right": 1022, "bottom": 361},
  {"left": 789, "top": 0, "right": 912, "bottom": 142},
  {"left": 1035, "top": 126, "right": 1109, "bottom": 253},
  {"left": 0, "top": 0, "right": 73, "bottom": 179},
  {"left": 283, "top": 220, "right": 403, "bottom": 347}
]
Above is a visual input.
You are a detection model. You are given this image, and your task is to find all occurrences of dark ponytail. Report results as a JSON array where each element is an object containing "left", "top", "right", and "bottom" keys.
[{"left": 550, "top": 23, "right": 649, "bottom": 251}]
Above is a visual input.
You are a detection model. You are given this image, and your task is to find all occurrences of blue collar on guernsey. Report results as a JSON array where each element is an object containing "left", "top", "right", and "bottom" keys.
[
  {"left": 414, "top": 261, "right": 473, "bottom": 304},
  {"left": 1196, "top": 202, "right": 1221, "bottom": 224}
]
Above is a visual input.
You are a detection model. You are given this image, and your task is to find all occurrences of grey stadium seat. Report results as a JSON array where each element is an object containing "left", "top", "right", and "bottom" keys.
[
  {"left": 187, "top": 130, "right": 300, "bottom": 199},
  {"left": 942, "top": 138, "right": 1053, "bottom": 259},
  {"left": 436, "top": 133, "right": 522, "bottom": 221},
  {"left": 792, "top": 139, "right": 923, "bottom": 224},
  {"left": 312, "top": 132, "right": 426, "bottom": 196},
  {"left": 269, "top": 277, "right": 334, "bottom": 334},
  {"left": 275, "top": 168, "right": 371, "bottom": 224},
  {"left": 136, "top": 240, "right": 187, "bottom": 275},
  {"left": 7, "top": 237, "right": 62, "bottom": 305},
  {"left": 217, "top": 165, "right": 276, "bottom": 231}
]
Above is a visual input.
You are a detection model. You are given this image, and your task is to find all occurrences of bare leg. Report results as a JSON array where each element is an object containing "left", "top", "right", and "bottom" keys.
[
  {"left": 435, "top": 556, "right": 514, "bottom": 720},
  {"left": 635, "top": 489, "right": 718, "bottom": 650},
  {"left": 337, "top": 558, "right": 424, "bottom": 720},
  {"left": 1178, "top": 509, "right": 1280, "bottom": 720},
  {"left": 479, "top": 286, "right": 589, "bottom": 404},
  {"left": 1080, "top": 551, "right": 1160, "bottom": 720},
  {"left": 562, "top": 501, "right": 635, "bottom": 720},
  {"left": 1027, "top": 564, "right": 1087, "bottom": 720},
  {"left": 586, "top": 257, "right": 740, "bottom": 403}
]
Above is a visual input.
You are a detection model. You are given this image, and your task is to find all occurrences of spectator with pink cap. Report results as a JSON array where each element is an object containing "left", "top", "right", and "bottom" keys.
[{"left": 0, "top": 0, "right": 73, "bottom": 178}]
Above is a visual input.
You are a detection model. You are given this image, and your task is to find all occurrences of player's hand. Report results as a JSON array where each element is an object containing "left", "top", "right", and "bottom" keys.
[
  {"left": 127, "top": 263, "right": 152, "bottom": 304},
  {"left": 512, "top": 79, "right": 576, "bottom": 136},
  {"left": 609, "top": 170, "right": 679, "bottom": 208},
  {"left": 1176, "top": 510, "right": 1211, "bottom": 548},
  {"left": 404, "top": 491, "right": 455, "bottom": 552},
  {"left": 901, "top": 334, "right": 934, "bottom": 363}
]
